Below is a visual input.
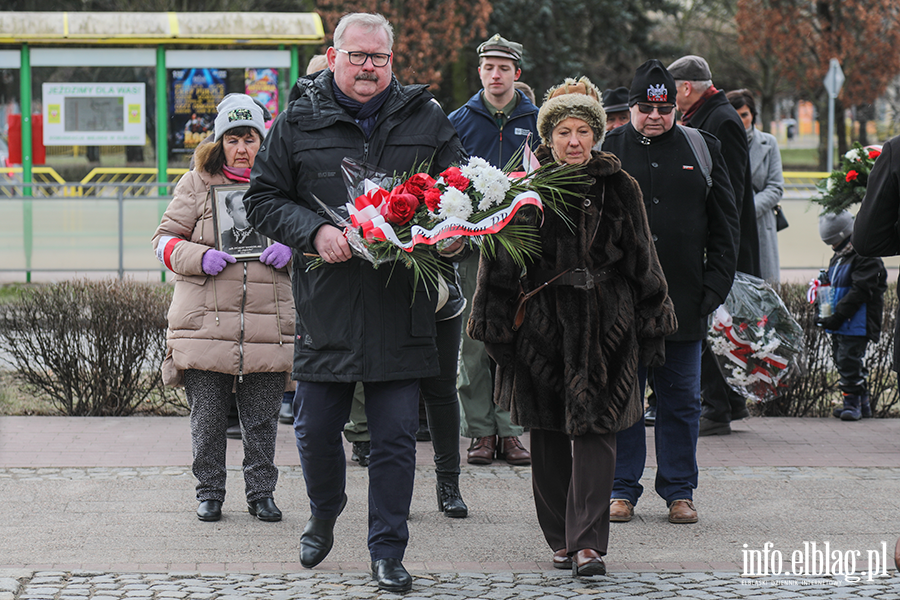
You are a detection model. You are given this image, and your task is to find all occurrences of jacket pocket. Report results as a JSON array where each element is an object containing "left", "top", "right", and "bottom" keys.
[
  {"left": 167, "top": 274, "right": 209, "bottom": 331},
  {"left": 294, "top": 265, "right": 356, "bottom": 352}
]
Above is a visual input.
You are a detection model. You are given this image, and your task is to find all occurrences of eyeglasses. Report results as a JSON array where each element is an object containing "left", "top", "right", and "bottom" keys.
[
  {"left": 636, "top": 103, "right": 675, "bottom": 115},
  {"left": 335, "top": 49, "right": 392, "bottom": 68}
]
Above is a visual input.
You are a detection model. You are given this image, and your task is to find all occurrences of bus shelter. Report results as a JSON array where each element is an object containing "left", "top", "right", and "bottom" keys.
[
  {"left": 0, "top": 11, "right": 325, "bottom": 191},
  {"left": 0, "top": 11, "right": 323, "bottom": 281}
]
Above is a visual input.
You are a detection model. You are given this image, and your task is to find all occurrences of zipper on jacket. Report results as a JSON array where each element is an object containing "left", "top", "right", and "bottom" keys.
[
  {"left": 238, "top": 262, "right": 248, "bottom": 384},
  {"left": 363, "top": 141, "right": 369, "bottom": 162}
]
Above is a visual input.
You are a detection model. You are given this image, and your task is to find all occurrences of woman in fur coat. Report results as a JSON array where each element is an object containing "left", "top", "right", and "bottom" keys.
[{"left": 467, "top": 78, "right": 676, "bottom": 577}]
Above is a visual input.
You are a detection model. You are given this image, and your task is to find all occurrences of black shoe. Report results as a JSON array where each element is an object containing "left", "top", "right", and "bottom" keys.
[
  {"left": 299, "top": 493, "right": 347, "bottom": 568},
  {"left": 225, "top": 424, "right": 241, "bottom": 439},
  {"left": 436, "top": 481, "right": 468, "bottom": 518},
  {"left": 351, "top": 441, "right": 371, "bottom": 467},
  {"left": 415, "top": 424, "right": 431, "bottom": 442},
  {"left": 644, "top": 406, "right": 656, "bottom": 426},
  {"left": 371, "top": 558, "right": 412, "bottom": 592},
  {"left": 278, "top": 402, "right": 293, "bottom": 425},
  {"left": 197, "top": 499, "right": 222, "bottom": 521},
  {"left": 698, "top": 417, "right": 731, "bottom": 436},
  {"left": 731, "top": 405, "right": 750, "bottom": 421},
  {"left": 248, "top": 497, "right": 282, "bottom": 522}
]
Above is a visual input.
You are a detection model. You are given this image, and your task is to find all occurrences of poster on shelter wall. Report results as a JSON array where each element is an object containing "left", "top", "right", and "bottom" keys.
[
  {"left": 245, "top": 69, "right": 278, "bottom": 127},
  {"left": 42, "top": 83, "right": 146, "bottom": 146},
  {"left": 171, "top": 69, "right": 227, "bottom": 154}
]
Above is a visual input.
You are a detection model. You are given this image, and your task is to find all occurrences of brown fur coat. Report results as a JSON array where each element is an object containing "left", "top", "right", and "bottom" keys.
[{"left": 467, "top": 147, "right": 677, "bottom": 435}]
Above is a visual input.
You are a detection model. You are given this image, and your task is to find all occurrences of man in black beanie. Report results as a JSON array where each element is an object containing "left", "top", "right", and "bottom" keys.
[{"left": 603, "top": 59, "right": 739, "bottom": 526}]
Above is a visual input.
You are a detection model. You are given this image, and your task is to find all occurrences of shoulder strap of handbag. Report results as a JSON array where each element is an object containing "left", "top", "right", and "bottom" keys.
[{"left": 678, "top": 124, "right": 713, "bottom": 194}]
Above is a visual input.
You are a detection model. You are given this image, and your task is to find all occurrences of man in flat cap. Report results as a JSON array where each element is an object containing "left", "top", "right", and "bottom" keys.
[
  {"left": 668, "top": 54, "right": 760, "bottom": 437},
  {"left": 602, "top": 86, "right": 631, "bottom": 132},
  {"left": 603, "top": 59, "right": 739, "bottom": 526},
  {"left": 447, "top": 34, "right": 538, "bottom": 469}
]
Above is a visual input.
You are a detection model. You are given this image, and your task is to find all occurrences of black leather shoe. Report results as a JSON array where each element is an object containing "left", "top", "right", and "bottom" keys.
[
  {"left": 225, "top": 424, "right": 242, "bottom": 439},
  {"left": 196, "top": 499, "right": 222, "bottom": 521},
  {"left": 436, "top": 481, "right": 468, "bottom": 518},
  {"left": 299, "top": 493, "right": 347, "bottom": 568},
  {"left": 371, "top": 558, "right": 412, "bottom": 592},
  {"left": 278, "top": 402, "right": 293, "bottom": 425},
  {"left": 248, "top": 497, "right": 282, "bottom": 522}
]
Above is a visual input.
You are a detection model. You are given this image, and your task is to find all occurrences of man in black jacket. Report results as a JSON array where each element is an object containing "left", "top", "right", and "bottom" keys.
[
  {"left": 244, "top": 12, "right": 464, "bottom": 593},
  {"left": 603, "top": 59, "right": 739, "bottom": 526},
  {"left": 668, "top": 54, "right": 760, "bottom": 436}
]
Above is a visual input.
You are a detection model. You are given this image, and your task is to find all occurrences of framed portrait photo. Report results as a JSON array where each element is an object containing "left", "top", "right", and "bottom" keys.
[{"left": 210, "top": 184, "right": 270, "bottom": 261}]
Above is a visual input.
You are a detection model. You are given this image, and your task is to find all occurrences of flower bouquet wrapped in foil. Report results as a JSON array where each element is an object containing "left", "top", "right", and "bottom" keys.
[{"left": 707, "top": 272, "right": 804, "bottom": 403}]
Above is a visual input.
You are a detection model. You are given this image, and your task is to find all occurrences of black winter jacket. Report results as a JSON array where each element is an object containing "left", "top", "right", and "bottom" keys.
[
  {"left": 245, "top": 70, "right": 466, "bottom": 382},
  {"left": 852, "top": 135, "right": 900, "bottom": 368},
  {"left": 603, "top": 122, "right": 739, "bottom": 341},
  {"left": 683, "top": 90, "right": 761, "bottom": 277}
]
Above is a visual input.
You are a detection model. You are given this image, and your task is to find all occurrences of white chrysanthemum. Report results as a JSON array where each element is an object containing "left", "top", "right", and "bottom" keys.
[
  {"left": 844, "top": 147, "right": 866, "bottom": 162},
  {"left": 438, "top": 187, "right": 474, "bottom": 221},
  {"left": 460, "top": 156, "right": 491, "bottom": 180},
  {"left": 476, "top": 177, "right": 511, "bottom": 210},
  {"left": 826, "top": 177, "right": 835, "bottom": 193}
]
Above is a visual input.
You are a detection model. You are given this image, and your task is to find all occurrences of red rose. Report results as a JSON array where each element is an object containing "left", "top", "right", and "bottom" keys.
[
  {"left": 404, "top": 173, "right": 436, "bottom": 201},
  {"left": 846, "top": 170, "right": 859, "bottom": 182},
  {"left": 424, "top": 187, "right": 442, "bottom": 212},
  {"left": 440, "top": 167, "right": 470, "bottom": 192},
  {"left": 869, "top": 149, "right": 881, "bottom": 159},
  {"left": 383, "top": 190, "right": 419, "bottom": 225}
]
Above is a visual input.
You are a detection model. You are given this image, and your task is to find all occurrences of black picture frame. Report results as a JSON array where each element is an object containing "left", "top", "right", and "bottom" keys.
[{"left": 210, "top": 184, "right": 270, "bottom": 260}]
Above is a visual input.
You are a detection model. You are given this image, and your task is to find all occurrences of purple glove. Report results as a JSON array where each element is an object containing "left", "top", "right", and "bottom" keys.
[
  {"left": 202, "top": 249, "right": 236, "bottom": 276},
  {"left": 259, "top": 242, "right": 292, "bottom": 269}
]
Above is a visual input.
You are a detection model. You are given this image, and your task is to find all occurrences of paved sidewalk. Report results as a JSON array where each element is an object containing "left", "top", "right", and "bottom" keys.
[{"left": 1, "top": 415, "right": 900, "bottom": 598}]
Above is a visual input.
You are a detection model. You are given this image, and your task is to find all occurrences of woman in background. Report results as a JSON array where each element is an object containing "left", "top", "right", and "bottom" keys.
[{"left": 727, "top": 89, "right": 784, "bottom": 284}]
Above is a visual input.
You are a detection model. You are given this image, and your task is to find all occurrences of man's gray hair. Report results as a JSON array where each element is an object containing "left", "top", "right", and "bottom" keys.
[
  {"left": 333, "top": 13, "right": 394, "bottom": 50},
  {"left": 680, "top": 79, "right": 713, "bottom": 93}
]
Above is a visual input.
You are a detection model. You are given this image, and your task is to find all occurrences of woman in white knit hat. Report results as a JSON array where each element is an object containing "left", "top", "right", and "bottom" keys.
[{"left": 152, "top": 93, "right": 294, "bottom": 523}]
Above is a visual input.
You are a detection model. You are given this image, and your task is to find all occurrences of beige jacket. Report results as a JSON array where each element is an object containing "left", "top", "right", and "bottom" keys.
[{"left": 152, "top": 169, "right": 294, "bottom": 387}]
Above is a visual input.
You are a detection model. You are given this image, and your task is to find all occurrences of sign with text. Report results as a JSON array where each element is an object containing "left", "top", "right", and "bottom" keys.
[{"left": 42, "top": 83, "right": 146, "bottom": 146}]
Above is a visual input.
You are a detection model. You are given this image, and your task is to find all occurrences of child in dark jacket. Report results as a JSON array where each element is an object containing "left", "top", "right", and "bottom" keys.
[{"left": 818, "top": 210, "right": 888, "bottom": 420}]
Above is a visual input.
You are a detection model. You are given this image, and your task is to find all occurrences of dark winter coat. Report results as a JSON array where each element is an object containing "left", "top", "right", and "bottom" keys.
[
  {"left": 603, "top": 122, "right": 739, "bottom": 341},
  {"left": 448, "top": 90, "right": 539, "bottom": 169},
  {"left": 244, "top": 69, "right": 466, "bottom": 383},
  {"left": 825, "top": 239, "right": 887, "bottom": 341},
  {"left": 683, "top": 89, "right": 761, "bottom": 277},
  {"left": 466, "top": 147, "right": 677, "bottom": 436},
  {"left": 851, "top": 135, "right": 900, "bottom": 367}
]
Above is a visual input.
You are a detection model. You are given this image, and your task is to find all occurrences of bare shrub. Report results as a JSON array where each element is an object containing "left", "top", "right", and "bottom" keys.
[
  {"left": 0, "top": 279, "right": 182, "bottom": 416},
  {"left": 759, "top": 282, "right": 897, "bottom": 417}
]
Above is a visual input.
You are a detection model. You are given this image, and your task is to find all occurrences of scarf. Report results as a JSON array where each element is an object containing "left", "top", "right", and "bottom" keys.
[
  {"left": 223, "top": 166, "right": 251, "bottom": 183},
  {"left": 681, "top": 85, "right": 718, "bottom": 126},
  {"left": 333, "top": 79, "right": 392, "bottom": 139}
]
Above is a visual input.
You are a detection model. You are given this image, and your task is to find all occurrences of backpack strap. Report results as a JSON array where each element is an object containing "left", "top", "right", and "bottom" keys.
[{"left": 678, "top": 124, "right": 713, "bottom": 192}]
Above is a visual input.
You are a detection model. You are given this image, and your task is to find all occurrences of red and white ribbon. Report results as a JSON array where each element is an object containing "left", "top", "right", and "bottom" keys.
[
  {"left": 807, "top": 278, "right": 820, "bottom": 304},
  {"left": 345, "top": 182, "right": 543, "bottom": 252}
]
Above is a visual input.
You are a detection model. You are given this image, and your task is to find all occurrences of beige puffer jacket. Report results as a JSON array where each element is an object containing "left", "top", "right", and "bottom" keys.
[{"left": 152, "top": 169, "right": 294, "bottom": 387}]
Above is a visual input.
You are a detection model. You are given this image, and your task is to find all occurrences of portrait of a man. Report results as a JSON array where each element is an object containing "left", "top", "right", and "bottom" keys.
[{"left": 212, "top": 186, "right": 268, "bottom": 259}]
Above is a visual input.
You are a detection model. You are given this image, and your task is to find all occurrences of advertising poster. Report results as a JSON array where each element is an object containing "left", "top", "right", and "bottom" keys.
[
  {"left": 245, "top": 69, "right": 278, "bottom": 126},
  {"left": 171, "top": 69, "right": 227, "bottom": 154}
]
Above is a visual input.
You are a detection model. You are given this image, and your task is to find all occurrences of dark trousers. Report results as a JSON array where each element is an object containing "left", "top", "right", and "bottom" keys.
[
  {"left": 294, "top": 378, "right": 419, "bottom": 561},
  {"left": 613, "top": 339, "right": 701, "bottom": 505},
  {"left": 185, "top": 369, "right": 284, "bottom": 503},
  {"left": 531, "top": 428, "right": 616, "bottom": 555},
  {"left": 700, "top": 341, "right": 748, "bottom": 423},
  {"left": 832, "top": 334, "right": 869, "bottom": 396},
  {"left": 420, "top": 314, "right": 463, "bottom": 483}
]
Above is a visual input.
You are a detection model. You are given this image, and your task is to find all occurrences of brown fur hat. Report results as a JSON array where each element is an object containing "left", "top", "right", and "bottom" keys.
[{"left": 538, "top": 77, "right": 607, "bottom": 147}]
